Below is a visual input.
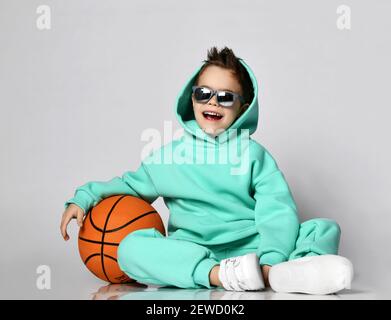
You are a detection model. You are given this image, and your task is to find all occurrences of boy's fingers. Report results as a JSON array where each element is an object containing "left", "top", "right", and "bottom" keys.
[
  {"left": 77, "top": 211, "right": 83, "bottom": 227},
  {"left": 60, "top": 214, "right": 71, "bottom": 240},
  {"left": 60, "top": 208, "right": 84, "bottom": 240}
]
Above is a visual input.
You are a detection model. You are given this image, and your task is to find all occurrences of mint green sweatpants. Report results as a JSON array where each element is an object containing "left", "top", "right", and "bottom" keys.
[{"left": 117, "top": 218, "right": 340, "bottom": 289}]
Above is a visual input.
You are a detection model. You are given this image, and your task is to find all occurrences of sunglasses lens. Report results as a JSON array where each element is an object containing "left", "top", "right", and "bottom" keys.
[
  {"left": 193, "top": 86, "right": 237, "bottom": 107},
  {"left": 194, "top": 87, "right": 212, "bottom": 102},
  {"left": 217, "top": 91, "right": 235, "bottom": 107}
]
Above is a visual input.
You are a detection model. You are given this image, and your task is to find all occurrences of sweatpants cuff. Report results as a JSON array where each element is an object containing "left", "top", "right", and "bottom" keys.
[{"left": 193, "top": 258, "right": 219, "bottom": 289}]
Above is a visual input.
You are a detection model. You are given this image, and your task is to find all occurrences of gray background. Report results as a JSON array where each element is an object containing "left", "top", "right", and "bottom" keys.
[{"left": 0, "top": 0, "right": 390, "bottom": 299}]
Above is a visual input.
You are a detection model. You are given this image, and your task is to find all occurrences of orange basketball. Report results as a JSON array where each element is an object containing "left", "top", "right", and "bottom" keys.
[{"left": 78, "top": 194, "right": 166, "bottom": 284}]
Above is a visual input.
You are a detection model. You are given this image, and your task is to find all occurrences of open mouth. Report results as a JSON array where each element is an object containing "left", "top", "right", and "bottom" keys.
[{"left": 202, "top": 111, "right": 224, "bottom": 121}]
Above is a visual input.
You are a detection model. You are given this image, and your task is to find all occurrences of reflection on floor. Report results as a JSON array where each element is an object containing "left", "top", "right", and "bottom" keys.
[{"left": 90, "top": 282, "right": 377, "bottom": 300}]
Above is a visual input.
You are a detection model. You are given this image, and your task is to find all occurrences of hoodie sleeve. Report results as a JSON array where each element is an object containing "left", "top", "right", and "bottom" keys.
[
  {"left": 251, "top": 147, "right": 300, "bottom": 266},
  {"left": 64, "top": 163, "right": 159, "bottom": 214}
]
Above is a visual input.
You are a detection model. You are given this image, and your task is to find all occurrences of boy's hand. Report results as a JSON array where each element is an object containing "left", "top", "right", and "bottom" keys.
[{"left": 60, "top": 203, "right": 85, "bottom": 241}]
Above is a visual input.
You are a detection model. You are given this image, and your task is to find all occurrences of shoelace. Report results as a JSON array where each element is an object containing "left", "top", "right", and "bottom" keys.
[
  {"left": 225, "top": 257, "right": 248, "bottom": 291},
  {"left": 227, "top": 257, "right": 241, "bottom": 267},
  {"left": 223, "top": 259, "right": 237, "bottom": 290}
]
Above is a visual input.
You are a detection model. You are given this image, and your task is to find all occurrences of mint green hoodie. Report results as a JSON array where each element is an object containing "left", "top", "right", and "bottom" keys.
[{"left": 64, "top": 59, "right": 300, "bottom": 266}]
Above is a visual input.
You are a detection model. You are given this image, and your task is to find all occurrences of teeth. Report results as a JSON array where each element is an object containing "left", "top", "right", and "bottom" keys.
[{"left": 203, "top": 111, "right": 222, "bottom": 117}]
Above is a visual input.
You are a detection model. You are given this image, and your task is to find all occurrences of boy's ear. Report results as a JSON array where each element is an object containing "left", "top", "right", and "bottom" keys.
[{"left": 238, "top": 103, "right": 250, "bottom": 116}]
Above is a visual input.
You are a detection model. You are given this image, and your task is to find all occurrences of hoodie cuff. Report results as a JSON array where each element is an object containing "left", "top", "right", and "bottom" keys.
[
  {"left": 259, "top": 252, "right": 287, "bottom": 266},
  {"left": 193, "top": 258, "right": 220, "bottom": 289},
  {"left": 64, "top": 190, "right": 96, "bottom": 215}
]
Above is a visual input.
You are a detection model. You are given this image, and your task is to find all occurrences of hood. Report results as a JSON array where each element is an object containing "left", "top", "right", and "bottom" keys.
[{"left": 175, "top": 58, "right": 259, "bottom": 145}]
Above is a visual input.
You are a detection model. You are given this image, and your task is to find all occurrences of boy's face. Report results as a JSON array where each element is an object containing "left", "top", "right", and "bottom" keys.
[{"left": 191, "top": 65, "right": 249, "bottom": 137}]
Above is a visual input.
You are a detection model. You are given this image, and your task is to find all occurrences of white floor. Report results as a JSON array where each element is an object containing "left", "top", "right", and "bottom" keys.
[
  {"left": 6, "top": 277, "right": 382, "bottom": 300},
  {"left": 90, "top": 283, "right": 380, "bottom": 300},
  {"left": 2, "top": 250, "right": 388, "bottom": 300}
]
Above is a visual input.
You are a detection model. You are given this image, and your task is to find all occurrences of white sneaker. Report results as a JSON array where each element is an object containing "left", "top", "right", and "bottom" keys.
[
  {"left": 268, "top": 254, "right": 354, "bottom": 295},
  {"left": 218, "top": 253, "right": 265, "bottom": 291}
]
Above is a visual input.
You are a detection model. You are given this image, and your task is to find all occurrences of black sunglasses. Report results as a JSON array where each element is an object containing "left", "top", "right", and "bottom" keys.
[{"left": 192, "top": 86, "right": 245, "bottom": 108}]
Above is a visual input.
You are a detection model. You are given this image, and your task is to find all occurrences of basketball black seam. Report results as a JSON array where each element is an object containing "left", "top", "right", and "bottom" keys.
[
  {"left": 84, "top": 253, "right": 99, "bottom": 265},
  {"left": 103, "top": 254, "right": 117, "bottom": 262},
  {"left": 105, "top": 211, "right": 158, "bottom": 233},
  {"left": 89, "top": 195, "right": 121, "bottom": 232},
  {"left": 79, "top": 237, "right": 119, "bottom": 246},
  {"left": 85, "top": 253, "right": 117, "bottom": 265},
  {"left": 101, "top": 194, "right": 128, "bottom": 283},
  {"left": 89, "top": 195, "right": 157, "bottom": 233},
  {"left": 90, "top": 209, "right": 157, "bottom": 233}
]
